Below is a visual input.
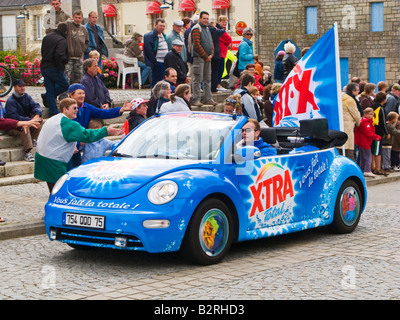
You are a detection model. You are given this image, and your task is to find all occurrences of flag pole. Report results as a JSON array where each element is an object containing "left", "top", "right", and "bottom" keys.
[
  {"left": 333, "top": 22, "right": 346, "bottom": 155},
  {"left": 334, "top": 22, "right": 344, "bottom": 133}
]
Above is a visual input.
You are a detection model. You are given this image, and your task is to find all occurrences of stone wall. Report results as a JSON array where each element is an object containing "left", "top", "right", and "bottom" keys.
[{"left": 257, "top": 0, "right": 400, "bottom": 85}]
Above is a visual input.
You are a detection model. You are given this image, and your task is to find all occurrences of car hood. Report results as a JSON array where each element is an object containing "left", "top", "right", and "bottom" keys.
[{"left": 67, "top": 157, "right": 200, "bottom": 199}]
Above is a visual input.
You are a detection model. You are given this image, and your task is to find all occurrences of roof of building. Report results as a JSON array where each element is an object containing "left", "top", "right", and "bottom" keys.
[{"left": 0, "top": 0, "right": 48, "bottom": 8}]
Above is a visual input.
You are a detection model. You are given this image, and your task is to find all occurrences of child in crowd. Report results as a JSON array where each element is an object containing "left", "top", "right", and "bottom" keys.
[
  {"left": 89, "top": 50, "right": 108, "bottom": 80},
  {"left": 382, "top": 111, "right": 400, "bottom": 173},
  {"left": 354, "top": 107, "right": 381, "bottom": 178},
  {"left": 391, "top": 116, "right": 400, "bottom": 171},
  {"left": 371, "top": 92, "right": 388, "bottom": 175},
  {"left": 81, "top": 119, "right": 120, "bottom": 163}
]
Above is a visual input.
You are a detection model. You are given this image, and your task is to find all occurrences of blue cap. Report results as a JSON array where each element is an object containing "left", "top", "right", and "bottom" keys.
[
  {"left": 13, "top": 79, "right": 26, "bottom": 86},
  {"left": 68, "top": 83, "right": 86, "bottom": 93}
]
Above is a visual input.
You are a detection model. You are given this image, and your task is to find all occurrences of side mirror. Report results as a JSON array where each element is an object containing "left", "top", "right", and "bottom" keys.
[{"left": 234, "top": 146, "right": 261, "bottom": 163}]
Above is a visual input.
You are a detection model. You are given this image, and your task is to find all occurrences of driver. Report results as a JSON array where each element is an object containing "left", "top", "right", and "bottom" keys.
[{"left": 239, "top": 119, "right": 276, "bottom": 157}]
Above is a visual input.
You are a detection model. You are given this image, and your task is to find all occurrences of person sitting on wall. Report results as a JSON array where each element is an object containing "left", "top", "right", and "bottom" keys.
[
  {"left": 4, "top": 79, "right": 43, "bottom": 162},
  {"left": 80, "top": 58, "right": 112, "bottom": 109}
]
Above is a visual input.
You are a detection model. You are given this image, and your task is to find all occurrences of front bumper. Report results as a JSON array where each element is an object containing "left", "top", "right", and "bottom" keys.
[{"left": 44, "top": 197, "right": 196, "bottom": 253}]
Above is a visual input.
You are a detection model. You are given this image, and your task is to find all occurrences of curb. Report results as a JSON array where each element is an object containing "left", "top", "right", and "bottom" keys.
[
  {"left": 0, "top": 174, "right": 398, "bottom": 242},
  {"left": 363, "top": 171, "right": 400, "bottom": 186},
  {"left": 0, "top": 220, "right": 45, "bottom": 241}
]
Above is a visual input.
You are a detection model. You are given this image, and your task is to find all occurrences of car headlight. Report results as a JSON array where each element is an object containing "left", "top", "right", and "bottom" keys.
[
  {"left": 148, "top": 180, "right": 178, "bottom": 205},
  {"left": 51, "top": 174, "right": 69, "bottom": 196}
]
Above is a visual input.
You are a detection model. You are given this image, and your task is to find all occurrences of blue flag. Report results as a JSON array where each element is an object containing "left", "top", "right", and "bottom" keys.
[{"left": 273, "top": 24, "right": 343, "bottom": 131}]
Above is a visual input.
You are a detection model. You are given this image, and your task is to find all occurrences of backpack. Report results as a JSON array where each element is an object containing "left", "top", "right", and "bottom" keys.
[
  {"left": 232, "top": 48, "right": 240, "bottom": 78},
  {"left": 373, "top": 106, "right": 380, "bottom": 126}
]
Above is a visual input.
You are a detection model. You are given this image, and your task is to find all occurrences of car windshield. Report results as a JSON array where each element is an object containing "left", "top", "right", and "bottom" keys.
[{"left": 112, "top": 113, "right": 237, "bottom": 160}]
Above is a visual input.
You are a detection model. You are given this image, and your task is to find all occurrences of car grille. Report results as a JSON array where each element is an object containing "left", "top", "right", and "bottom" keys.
[{"left": 56, "top": 228, "right": 143, "bottom": 249}]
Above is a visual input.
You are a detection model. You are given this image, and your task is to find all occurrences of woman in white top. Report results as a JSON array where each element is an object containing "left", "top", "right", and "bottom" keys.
[{"left": 159, "top": 84, "right": 192, "bottom": 113}]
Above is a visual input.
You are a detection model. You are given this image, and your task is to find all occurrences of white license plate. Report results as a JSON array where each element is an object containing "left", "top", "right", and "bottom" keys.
[{"left": 63, "top": 213, "right": 105, "bottom": 230}]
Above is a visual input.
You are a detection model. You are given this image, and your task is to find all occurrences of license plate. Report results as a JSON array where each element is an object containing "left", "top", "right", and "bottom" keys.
[{"left": 63, "top": 213, "right": 105, "bottom": 230}]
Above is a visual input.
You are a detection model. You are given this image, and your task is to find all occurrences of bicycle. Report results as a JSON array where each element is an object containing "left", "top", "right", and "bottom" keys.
[{"left": 0, "top": 65, "right": 13, "bottom": 98}]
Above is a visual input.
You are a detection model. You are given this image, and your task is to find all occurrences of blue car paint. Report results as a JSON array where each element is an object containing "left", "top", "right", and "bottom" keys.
[{"left": 44, "top": 112, "right": 367, "bottom": 255}]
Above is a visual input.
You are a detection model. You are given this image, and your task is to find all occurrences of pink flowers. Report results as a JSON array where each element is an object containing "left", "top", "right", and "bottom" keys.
[
  {"left": 1, "top": 53, "right": 42, "bottom": 86},
  {"left": 102, "top": 57, "right": 119, "bottom": 88}
]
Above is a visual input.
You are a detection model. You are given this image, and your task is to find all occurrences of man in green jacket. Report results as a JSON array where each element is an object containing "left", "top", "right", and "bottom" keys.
[{"left": 34, "top": 98, "right": 122, "bottom": 193}]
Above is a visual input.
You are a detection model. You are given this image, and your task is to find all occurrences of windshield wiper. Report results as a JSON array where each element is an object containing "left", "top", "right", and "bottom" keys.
[
  {"left": 111, "top": 152, "right": 133, "bottom": 158},
  {"left": 135, "top": 154, "right": 170, "bottom": 159}
]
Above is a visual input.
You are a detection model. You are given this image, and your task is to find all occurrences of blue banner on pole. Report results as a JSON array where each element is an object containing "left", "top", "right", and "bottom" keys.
[{"left": 273, "top": 24, "right": 343, "bottom": 131}]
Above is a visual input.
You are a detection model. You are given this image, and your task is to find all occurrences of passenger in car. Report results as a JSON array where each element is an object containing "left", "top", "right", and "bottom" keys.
[{"left": 239, "top": 118, "right": 277, "bottom": 157}]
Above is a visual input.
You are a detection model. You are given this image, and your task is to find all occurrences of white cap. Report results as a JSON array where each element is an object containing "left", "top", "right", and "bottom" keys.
[
  {"left": 173, "top": 19, "right": 184, "bottom": 27},
  {"left": 130, "top": 98, "right": 149, "bottom": 110},
  {"left": 172, "top": 39, "right": 184, "bottom": 46}
]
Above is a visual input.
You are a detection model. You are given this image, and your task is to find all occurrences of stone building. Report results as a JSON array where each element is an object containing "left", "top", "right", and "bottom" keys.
[
  {"left": 257, "top": 0, "right": 400, "bottom": 86},
  {"left": 0, "top": 0, "right": 76, "bottom": 53},
  {"left": 100, "top": 0, "right": 255, "bottom": 53}
]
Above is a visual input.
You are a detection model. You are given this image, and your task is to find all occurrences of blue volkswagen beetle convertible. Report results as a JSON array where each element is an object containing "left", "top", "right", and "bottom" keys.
[{"left": 44, "top": 112, "right": 366, "bottom": 265}]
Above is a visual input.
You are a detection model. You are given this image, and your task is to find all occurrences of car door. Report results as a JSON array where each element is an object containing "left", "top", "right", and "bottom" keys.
[
  {"left": 295, "top": 148, "right": 336, "bottom": 222},
  {"left": 236, "top": 149, "right": 334, "bottom": 232}
]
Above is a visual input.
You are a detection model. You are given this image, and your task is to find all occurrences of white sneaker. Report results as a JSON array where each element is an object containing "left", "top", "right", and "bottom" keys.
[
  {"left": 24, "top": 151, "right": 35, "bottom": 162},
  {"left": 217, "top": 87, "right": 228, "bottom": 91},
  {"left": 363, "top": 172, "right": 376, "bottom": 178},
  {"left": 393, "top": 166, "right": 400, "bottom": 171}
]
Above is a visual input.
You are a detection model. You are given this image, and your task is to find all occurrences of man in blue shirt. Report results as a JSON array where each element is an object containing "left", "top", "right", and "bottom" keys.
[
  {"left": 84, "top": 11, "right": 108, "bottom": 67},
  {"left": 239, "top": 118, "right": 276, "bottom": 157}
]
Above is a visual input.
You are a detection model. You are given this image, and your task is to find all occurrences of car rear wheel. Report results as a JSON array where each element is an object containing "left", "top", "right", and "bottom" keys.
[
  {"left": 181, "top": 199, "right": 233, "bottom": 265},
  {"left": 329, "top": 179, "right": 362, "bottom": 233}
]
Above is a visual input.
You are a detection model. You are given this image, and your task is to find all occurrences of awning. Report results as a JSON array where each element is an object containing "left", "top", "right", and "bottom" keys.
[
  {"left": 212, "top": 0, "right": 230, "bottom": 10},
  {"left": 179, "top": 0, "right": 196, "bottom": 12},
  {"left": 103, "top": 4, "right": 117, "bottom": 17},
  {"left": 146, "top": 1, "right": 162, "bottom": 15}
]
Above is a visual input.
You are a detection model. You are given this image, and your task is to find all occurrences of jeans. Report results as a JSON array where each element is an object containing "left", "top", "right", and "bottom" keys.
[
  {"left": 151, "top": 62, "right": 165, "bottom": 88},
  {"left": 192, "top": 57, "right": 212, "bottom": 103},
  {"left": 382, "top": 147, "right": 391, "bottom": 170},
  {"left": 41, "top": 67, "right": 69, "bottom": 117},
  {"left": 138, "top": 61, "right": 151, "bottom": 85},
  {"left": 67, "top": 151, "right": 82, "bottom": 171}
]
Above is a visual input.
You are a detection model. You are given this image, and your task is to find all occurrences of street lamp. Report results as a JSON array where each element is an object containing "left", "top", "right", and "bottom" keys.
[
  {"left": 160, "top": 0, "right": 174, "bottom": 10},
  {"left": 17, "top": 4, "right": 30, "bottom": 19}
]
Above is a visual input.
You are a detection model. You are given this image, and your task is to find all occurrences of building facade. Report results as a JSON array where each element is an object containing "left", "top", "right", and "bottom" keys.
[
  {"left": 2, "top": 0, "right": 399, "bottom": 87},
  {"left": 101, "top": 0, "right": 255, "bottom": 54},
  {"left": 257, "top": 0, "right": 400, "bottom": 87}
]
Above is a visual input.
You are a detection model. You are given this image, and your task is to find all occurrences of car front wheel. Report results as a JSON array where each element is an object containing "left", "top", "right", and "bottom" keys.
[{"left": 181, "top": 199, "right": 233, "bottom": 265}]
